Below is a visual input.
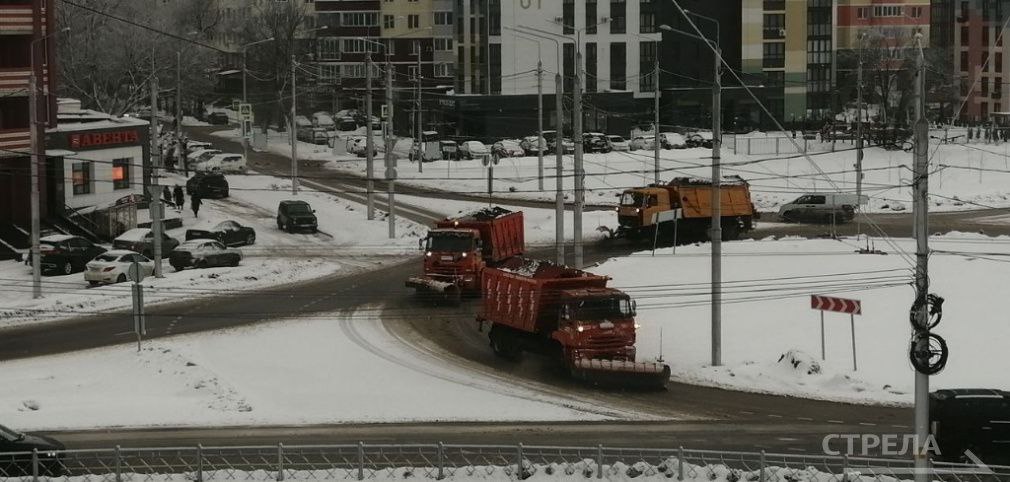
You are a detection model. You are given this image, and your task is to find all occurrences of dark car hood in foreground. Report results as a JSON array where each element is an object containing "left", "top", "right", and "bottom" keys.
[{"left": 16, "top": 433, "right": 66, "bottom": 452}]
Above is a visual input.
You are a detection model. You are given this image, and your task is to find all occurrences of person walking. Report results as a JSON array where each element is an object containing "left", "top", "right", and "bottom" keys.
[
  {"left": 162, "top": 186, "right": 173, "bottom": 208},
  {"left": 190, "top": 192, "right": 202, "bottom": 218},
  {"left": 173, "top": 185, "right": 185, "bottom": 212}
]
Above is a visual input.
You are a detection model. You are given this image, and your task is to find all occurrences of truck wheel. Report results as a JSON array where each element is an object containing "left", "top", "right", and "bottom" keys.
[
  {"left": 489, "top": 328, "right": 521, "bottom": 361},
  {"left": 722, "top": 221, "right": 740, "bottom": 241}
]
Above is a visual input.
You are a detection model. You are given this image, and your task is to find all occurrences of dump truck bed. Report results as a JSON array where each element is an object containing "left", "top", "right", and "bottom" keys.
[
  {"left": 435, "top": 207, "right": 524, "bottom": 263},
  {"left": 479, "top": 259, "right": 609, "bottom": 334},
  {"left": 668, "top": 178, "right": 754, "bottom": 220}
]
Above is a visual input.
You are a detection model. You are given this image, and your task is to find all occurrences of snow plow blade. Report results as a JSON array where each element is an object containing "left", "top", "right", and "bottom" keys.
[
  {"left": 570, "top": 358, "right": 671, "bottom": 390},
  {"left": 405, "top": 277, "right": 461, "bottom": 304}
]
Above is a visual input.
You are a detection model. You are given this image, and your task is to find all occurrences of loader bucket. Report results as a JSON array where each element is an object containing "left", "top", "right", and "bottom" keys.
[
  {"left": 405, "top": 277, "right": 462, "bottom": 305},
  {"left": 569, "top": 358, "right": 671, "bottom": 390}
]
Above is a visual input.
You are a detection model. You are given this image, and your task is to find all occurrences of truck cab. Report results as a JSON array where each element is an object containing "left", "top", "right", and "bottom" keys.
[
  {"left": 554, "top": 288, "right": 638, "bottom": 362},
  {"left": 617, "top": 187, "right": 670, "bottom": 230},
  {"left": 419, "top": 228, "right": 485, "bottom": 291}
]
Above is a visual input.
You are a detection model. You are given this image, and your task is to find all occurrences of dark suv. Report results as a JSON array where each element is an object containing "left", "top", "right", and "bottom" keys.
[
  {"left": 0, "top": 424, "right": 65, "bottom": 476},
  {"left": 277, "top": 200, "right": 318, "bottom": 233},
  {"left": 186, "top": 172, "right": 229, "bottom": 198},
  {"left": 30, "top": 235, "right": 107, "bottom": 276}
]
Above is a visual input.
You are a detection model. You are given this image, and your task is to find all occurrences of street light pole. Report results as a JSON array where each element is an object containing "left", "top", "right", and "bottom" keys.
[
  {"left": 365, "top": 54, "right": 375, "bottom": 220},
  {"left": 290, "top": 54, "right": 298, "bottom": 195},
  {"left": 654, "top": 50, "right": 661, "bottom": 184},
  {"left": 573, "top": 50, "right": 584, "bottom": 268},
  {"left": 385, "top": 51, "right": 396, "bottom": 239},
  {"left": 241, "top": 37, "right": 275, "bottom": 171}
]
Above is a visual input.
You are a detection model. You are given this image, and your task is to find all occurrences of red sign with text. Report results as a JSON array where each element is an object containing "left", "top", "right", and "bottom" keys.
[{"left": 70, "top": 130, "right": 139, "bottom": 150}]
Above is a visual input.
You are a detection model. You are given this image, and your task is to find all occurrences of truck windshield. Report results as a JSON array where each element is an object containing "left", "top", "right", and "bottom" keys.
[
  {"left": 620, "top": 192, "right": 645, "bottom": 207},
  {"left": 571, "top": 297, "right": 635, "bottom": 320},
  {"left": 427, "top": 234, "right": 474, "bottom": 252}
]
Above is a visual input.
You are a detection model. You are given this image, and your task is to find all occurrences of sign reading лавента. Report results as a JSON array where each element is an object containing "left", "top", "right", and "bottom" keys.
[{"left": 69, "top": 130, "right": 140, "bottom": 150}]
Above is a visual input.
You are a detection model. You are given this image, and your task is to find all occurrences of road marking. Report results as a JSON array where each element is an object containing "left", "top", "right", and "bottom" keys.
[
  {"left": 786, "top": 447, "right": 806, "bottom": 453},
  {"left": 859, "top": 422, "right": 877, "bottom": 427},
  {"left": 796, "top": 417, "right": 814, "bottom": 421},
  {"left": 892, "top": 424, "right": 910, "bottom": 429},
  {"left": 827, "top": 420, "right": 845, "bottom": 424},
  {"left": 777, "top": 437, "right": 799, "bottom": 442},
  {"left": 739, "top": 410, "right": 755, "bottom": 415},
  {"left": 767, "top": 414, "right": 783, "bottom": 419}
]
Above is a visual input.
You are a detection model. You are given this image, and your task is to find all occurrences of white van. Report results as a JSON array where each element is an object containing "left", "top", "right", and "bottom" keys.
[
  {"left": 208, "top": 153, "right": 246, "bottom": 173},
  {"left": 779, "top": 193, "right": 868, "bottom": 223}
]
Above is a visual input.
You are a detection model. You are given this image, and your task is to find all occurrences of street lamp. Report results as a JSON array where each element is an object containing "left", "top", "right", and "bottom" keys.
[
  {"left": 28, "top": 26, "right": 69, "bottom": 299},
  {"left": 660, "top": 16, "right": 724, "bottom": 367},
  {"left": 240, "top": 36, "right": 275, "bottom": 165}
]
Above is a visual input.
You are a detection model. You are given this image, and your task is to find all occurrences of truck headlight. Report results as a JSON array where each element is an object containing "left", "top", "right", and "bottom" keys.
[
  {"left": 425, "top": 251, "right": 432, "bottom": 257},
  {"left": 634, "top": 323, "right": 641, "bottom": 329},
  {"left": 461, "top": 252, "right": 467, "bottom": 258},
  {"left": 576, "top": 325, "right": 585, "bottom": 333},
  {"left": 635, "top": 208, "right": 641, "bottom": 214}
]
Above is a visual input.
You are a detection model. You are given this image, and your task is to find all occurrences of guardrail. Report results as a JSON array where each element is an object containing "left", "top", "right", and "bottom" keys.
[{"left": 2, "top": 443, "right": 1008, "bottom": 481}]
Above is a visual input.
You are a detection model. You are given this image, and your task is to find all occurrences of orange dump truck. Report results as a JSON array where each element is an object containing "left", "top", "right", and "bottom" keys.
[
  {"left": 406, "top": 207, "right": 524, "bottom": 302},
  {"left": 477, "top": 258, "right": 670, "bottom": 389},
  {"left": 615, "top": 177, "right": 756, "bottom": 240}
]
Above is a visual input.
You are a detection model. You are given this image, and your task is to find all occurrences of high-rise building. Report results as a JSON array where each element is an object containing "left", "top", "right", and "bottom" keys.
[
  {"left": 0, "top": 0, "right": 57, "bottom": 227},
  {"left": 742, "top": 0, "right": 928, "bottom": 124},
  {"left": 932, "top": 0, "right": 1007, "bottom": 121}
]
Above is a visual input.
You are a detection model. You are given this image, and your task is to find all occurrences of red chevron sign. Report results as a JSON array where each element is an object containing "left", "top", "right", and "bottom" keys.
[{"left": 811, "top": 295, "right": 862, "bottom": 315}]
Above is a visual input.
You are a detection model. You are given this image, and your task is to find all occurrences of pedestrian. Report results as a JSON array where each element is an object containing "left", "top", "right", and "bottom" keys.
[
  {"left": 173, "top": 185, "right": 185, "bottom": 212},
  {"left": 162, "top": 186, "right": 173, "bottom": 207},
  {"left": 191, "top": 192, "right": 202, "bottom": 218}
]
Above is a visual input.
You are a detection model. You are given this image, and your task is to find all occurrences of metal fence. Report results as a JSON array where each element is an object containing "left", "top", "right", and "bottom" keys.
[
  {"left": 724, "top": 135, "right": 844, "bottom": 156},
  {"left": 2, "top": 444, "right": 1008, "bottom": 482}
]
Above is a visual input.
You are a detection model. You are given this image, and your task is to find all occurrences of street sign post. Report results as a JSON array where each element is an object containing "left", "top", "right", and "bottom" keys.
[
  {"left": 238, "top": 103, "right": 253, "bottom": 140},
  {"left": 651, "top": 209, "right": 682, "bottom": 256},
  {"left": 811, "top": 295, "right": 862, "bottom": 370}
]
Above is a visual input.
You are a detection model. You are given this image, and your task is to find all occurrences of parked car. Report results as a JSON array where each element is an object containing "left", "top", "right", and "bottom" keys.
[
  {"left": 187, "top": 148, "right": 221, "bottom": 163},
  {"left": 113, "top": 228, "right": 180, "bottom": 258},
  {"left": 348, "top": 136, "right": 383, "bottom": 157},
  {"left": 606, "top": 135, "right": 630, "bottom": 152},
  {"left": 277, "top": 200, "right": 318, "bottom": 233},
  {"left": 459, "top": 140, "right": 491, "bottom": 160},
  {"left": 30, "top": 234, "right": 107, "bottom": 276},
  {"left": 0, "top": 424, "right": 65, "bottom": 476},
  {"left": 520, "top": 135, "right": 547, "bottom": 155},
  {"left": 492, "top": 139, "right": 525, "bottom": 158},
  {"left": 185, "top": 220, "right": 256, "bottom": 246},
  {"left": 312, "top": 111, "right": 335, "bottom": 129},
  {"left": 778, "top": 193, "right": 866, "bottom": 223},
  {"left": 629, "top": 135, "right": 656, "bottom": 151},
  {"left": 169, "top": 240, "right": 242, "bottom": 271},
  {"left": 336, "top": 116, "right": 358, "bottom": 132},
  {"left": 583, "top": 132, "right": 610, "bottom": 153},
  {"left": 84, "top": 250, "right": 154, "bottom": 285},
  {"left": 206, "top": 112, "right": 229, "bottom": 125},
  {"left": 439, "top": 140, "right": 459, "bottom": 160},
  {"left": 659, "top": 132, "right": 687, "bottom": 149},
  {"left": 297, "top": 125, "right": 329, "bottom": 145},
  {"left": 185, "top": 141, "right": 213, "bottom": 154},
  {"left": 206, "top": 153, "right": 246, "bottom": 173},
  {"left": 686, "top": 132, "right": 714, "bottom": 148},
  {"left": 550, "top": 137, "right": 575, "bottom": 154},
  {"left": 186, "top": 172, "right": 230, "bottom": 198}
]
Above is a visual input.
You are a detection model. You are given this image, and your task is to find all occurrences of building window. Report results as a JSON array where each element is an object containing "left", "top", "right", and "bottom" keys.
[
  {"left": 489, "top": 0, "right": 501, "bottom": 35},
  {"left": 910, "top": 6, "right": 923, "bottom": 18},
  {"left": 318, "top": 37, "right": 340, "bottom": 60},
  {"left": 408, "top": 14, "right": 419, "bottom": 29},
  {"left": 961, "top": 26, "right": 970, "bottom": 45},
  {"left": 763, "top": 42, "right": 785, "bottom": 68},
  {"left": 383, "top": 15, "right": 395, "bottom": 29},
  {"left": 408, "top": 65, "right": 419, "bottom": 80},
  {"left": 342, "top": 12, "right": 378, "bottom": 27},
  {"left": 585, "top": 42, "right": 597, "bottom": 92},
  {"left": 995, "top": 78, "right": 1003, "bottom": 98},
  {"left": 319, "top": 64, "right": 340, "bottom": 81},
  {"left": 563, "top": 0, "right": 574, "bottom": 35},
  {"left": 962, "top": 51, "right": 970, "bottom": 71},
  {"left": 343, "top": 39, "right": 382, "bottom": 53},
  {"left": 586, "top": 1, "right": 597, "bottom": 34},
  {"left": 434, "top": 63, "right": 453, "bottom": 77},
  {"left": 434, "top": 11, "right": 453, "bottom": 25},
  {"left": 873, "top": 6, "right": 902, "bottom": 17},
  {"left": 763, "top": 0, "right": 785, "bottom": 10},
  {"left": 763, "top": 14, "right": 784, "bottom": 39},
  {"left": 765, "top": 71, "right": 784, "bottom": 86},
  {"left": 434, "top": 38, "right": 453, "bottom": 51},
  {"left": 112, "top": 158, "right": 130, "bottom": 190},
  {"left": 984, "top": 27, "right": 990, "bottom": 45},
  {"left": 640, "top": 12, "right": 655, "bottom": 33},
  {"left": 490, "top": 43, "right": 501, "bottom": 94},
  {"left": 997, "top": 53, "right": 1003, "bottom": 72},
  {"left": 983, "top": 77, "right": 990, "bottom": 95},
  {"left": 640, "top": 41, "right": 657, "bottom": 92},
  {"left": 984, "top": 51, "right": 990, "bottom": 71},
  {"left": 610, "top": 41, "right": 626, "bottom": 90},
  {"left": 72, "top": 162, "right": 91, "bottom": 195},
  {"left": 563, "top": 43, "right": 574, "bottom": 93},
  {"left": 857, "top": 7, "right": 869, "bottom": 19},
  {"left": 609, "top": 0, "right": 626, "bottom": 34}
]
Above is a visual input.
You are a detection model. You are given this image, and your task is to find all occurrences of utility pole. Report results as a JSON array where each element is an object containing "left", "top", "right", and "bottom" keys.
[
  {"left": 365, "top": 55, "right": 375, "bottom": 220},
  {"left": 290, "top": 55, "right": 299, "bottom": 195},
  {"left": 554, "top": 73, "right": 565, "bottom": 265},
  {"left": 416, "top": 41, "right": 423, "bottom": 173},
  {"left": 150, "top": 56, "right": 164, "bottom": 278},
  {"left": 856, "top": 48, "right": 864, "bottom": 207},
  {"left": 654, "top": 50, "right": 661, "bottom": 184},
  {"left": 911, "top": 38, "right": 930, "bottom": 482},
  {"left": 385, "top": 55, "right": 396, "bottom": 238},
  {"left": 28, "top": 53, "right": 41, "bottom": 299},
  {"left": 176, "top": 51, "right": 184, "bottom": 178},
  {"left": 537, "top": 60, "right": 544, "bottom": 191},
  {"left": 573, "top": 51, "right": 584, "bottom": 269},
  {"left": 710, "top": 44, "right": 723, "bottom": 367}
]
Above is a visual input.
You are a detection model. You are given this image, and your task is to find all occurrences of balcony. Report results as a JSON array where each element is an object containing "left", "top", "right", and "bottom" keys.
[
  {"left": 0, "top": 67, "right": 48, "bottom": 95},
  {"left": 0, "top": 4, "right": 43, "bottom": 35},
  {"left": 0, "top": 128, "right": 31, "bottom": 154}
]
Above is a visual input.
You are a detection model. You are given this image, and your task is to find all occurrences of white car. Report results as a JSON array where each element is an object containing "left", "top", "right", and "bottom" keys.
[
  {"left": 493, "top": 140, "right": 525, "bottom": 157},
  {"left": 629, "top": 135, "right": 656, "bottom": 151},
  {"left": 606, "top": 135, "right": 630, "bottom": 151},
  {"left": 187, "top": 148, "right": 221, "bottom": 164},
  {"left": 84, "top": 250, "right": 154, "bottom": 285},
  {"left": 207, "top": 153, "right": 246, "bottom": 173},
  {"left": 460, "top": 140, "right": 491, "bottom": 160},
  {"left": 348, "top": 136, "right": 384, "bottom": 157},
  {"left": 186, "top": 141, "right": 213, "bottom": 154}
]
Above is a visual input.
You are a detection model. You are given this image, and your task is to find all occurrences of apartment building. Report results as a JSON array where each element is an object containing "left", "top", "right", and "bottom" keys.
[
  {"left": 932, "top": 0, "right": 1008, "bottom": 121},
  {"left": 743, "top": 0, "right": 928, "bottom": 123},
  {"left": 0, "top": 0, "right": 57, "bottom": 227}
]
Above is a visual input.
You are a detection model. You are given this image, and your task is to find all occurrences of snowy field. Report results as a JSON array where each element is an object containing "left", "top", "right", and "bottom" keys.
[
  {"left": 0, "top": 174, "right": 424, "bottom": 328},
  {"left": 0, "top": 310, "right": 635, "bottom": 431},
  {"left": 592, "top": 234, "right": 1010, "bottom": 405}
]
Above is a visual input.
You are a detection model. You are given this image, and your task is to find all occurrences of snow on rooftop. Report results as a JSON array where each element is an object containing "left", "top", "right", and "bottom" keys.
[
  {"left": 39, "top": 234, "right": 75, "bottom": 243},
  {"left": 115, "top": 228, "right": 150, "bottom": 242}
]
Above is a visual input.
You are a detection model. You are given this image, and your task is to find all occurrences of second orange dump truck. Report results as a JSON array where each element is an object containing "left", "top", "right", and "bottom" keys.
[{"left": 615, "top": 177, "right": 757, "bottom": 240}]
